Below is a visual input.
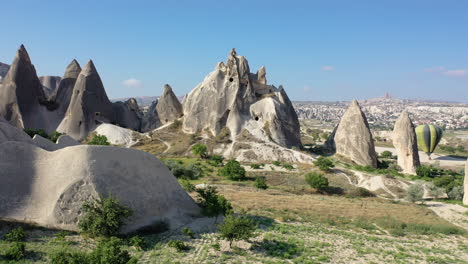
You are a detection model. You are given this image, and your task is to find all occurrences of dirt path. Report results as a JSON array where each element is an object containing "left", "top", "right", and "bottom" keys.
[{"left": 425, "top": 201, "right": 468, "bottom": 230}]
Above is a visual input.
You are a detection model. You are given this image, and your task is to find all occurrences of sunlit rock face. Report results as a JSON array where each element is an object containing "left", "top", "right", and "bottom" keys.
[
  {"left": 392, "top": 111, "right": 420, "bottom": 174},
  {"left": 182, "top": 48, "right": 301, "bottom": 148}
]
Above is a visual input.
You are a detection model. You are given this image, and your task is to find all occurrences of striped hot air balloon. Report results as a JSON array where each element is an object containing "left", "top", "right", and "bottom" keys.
[{"left": 415, "top": 124, "right": 443, "bottom": 159}]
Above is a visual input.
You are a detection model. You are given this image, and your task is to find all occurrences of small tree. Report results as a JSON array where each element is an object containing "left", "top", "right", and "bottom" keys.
[
  {"left": 254, "top": 176, "right": 268, "bottom": 190},
  {"left": 196, "top": 186, "right": 232, "bottom": 219},
  {"left": 89, "top": 237, "right": 134, "bottom": 264},
  {"left": 192, "top": 143, "right": 208, "bottom": 159},
  {"left": 406, "top": 183, "right": 424, "bottom": 203},
  {"left": 416, "top": 166, "right": 432, "bottom": 178},
  {"left": 79, "top": 195, "right": 133, "bottom": 237},
  {"left": 380, "top": 151, "right": 393, "bottom": 159},
  {"left": 210, "top": 155, "right": 224, "bottom": 166},
  {"left": 218, "top": 214, "right": 257, "bottom": 247},
  {"left": 219, "top": 160, "right": 246, "bottom": 181},
  {"left": 88, "top": 134, "right": 110, "bottom": 146},
  {"left": 305, "top": 172, "right": 329, "bottom": 192},
  {"left": 448, "top": 186, "right": 464, "bottom": 200},
  {"left": 313, "top": 156, "right": 334, "bottom": 172}
]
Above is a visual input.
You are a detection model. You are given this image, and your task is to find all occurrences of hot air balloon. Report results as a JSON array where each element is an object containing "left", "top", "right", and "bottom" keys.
[{"left": 415, "top": 124, "right": 443, "bottom": 159}]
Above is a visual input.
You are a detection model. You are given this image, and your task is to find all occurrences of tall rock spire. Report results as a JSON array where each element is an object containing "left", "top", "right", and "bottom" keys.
[
  {"left": 57, "top": 60, "right": 114, "bottom": 140},
  {"left": 332, "top": 100, "right": 378, "bottom": 167},
  {"left": 392, "top": 111, "right": 420, "bottom": 174},
  {"left": 156, "top": 84, "right": 183, "bottom": 125}
]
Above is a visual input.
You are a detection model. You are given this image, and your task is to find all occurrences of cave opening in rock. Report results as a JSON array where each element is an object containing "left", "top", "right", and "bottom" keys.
[
  {"left": 255, "top": 116, "right": 259, "bottom": 121},
  {"left": 229, "top": 77, "right": 233, "bottom": 82}
]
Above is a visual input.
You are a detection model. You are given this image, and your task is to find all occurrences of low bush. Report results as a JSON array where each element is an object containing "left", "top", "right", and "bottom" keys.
[
  {"left": 380, "top": 151, "right": 393, "bottom": 159},
  {"left": 88, "top": 134, "right": 110, "bottom": 145},
  {"left": 347, "top": 187, "right": 375, "bottom": 198},
  {"left": 282, "top": 164, "right": 294, "bottom": 171},
  {"left": 3, "top": 227, "right": 26, "bottom": 242},
  {"left": 250, "top": 164, "right": 262, "bottom": 169},
  {"left": 129, "top": 236, "right": 146, "bottom": 250},
  {"left": 219, "top": 160, "right": 246, "bottom": 181},
  {"left": 79, "top": 195, "right": 133, "bottom": 237},
  {"left": 272, "top": 161, "right": 282, "bottom": 166},
  {"left": 180, "top": 179, "right": 196, "bottom": 192},
  {"left": 254, "top": 176, "right": 269, "bottom": 190},
  {"left": 165, "top": 160, "right": 203, "bottom": 180},
  {"left": 405, "top": 183, "right": 424, "bottom": 203},
  {"left": 192, "top": 143, "right": 208, "bottom": 159},
  {"left": 313, "top": 156, "right": 334, "bottom": 172},
  {"left": 24, "top": 128, "right": 49, "bottom": 139},
  {"left": 448, "top": 186, "right": 464, "bottom": 200},
  {"left": 50, "top": 250, "right": 90, "bottom": 264},
  {"left": 49, "top": 131, "right": 64, "bottom": 143},
  {"left": 196, "top": 186, "right": 232, "bottom": 218},
  {"left": 89, "top": 237, "right": 136, "bottom": 264},
  {"left": 209, "top": 155, "right": 224, "bottom": 166},
  {"left": 4, "top": 242, "right": 26, "bottom": 260},
  {"left": 218, "top": 214, "right": 257, "bottom": 247},
  {"left": 181, "top": 227, "right": 194, "bottom": 238},
  {"left": 168, "top": 240, "right": 190, "bottom": 251},
  {"left": 305, "top": 172, "right": 329, "bottom": 192}
]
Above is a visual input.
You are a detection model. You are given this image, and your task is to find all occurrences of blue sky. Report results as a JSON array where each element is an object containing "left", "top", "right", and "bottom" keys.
[{"left": 1, "top": 0, "right": 467, "bottom": 102}]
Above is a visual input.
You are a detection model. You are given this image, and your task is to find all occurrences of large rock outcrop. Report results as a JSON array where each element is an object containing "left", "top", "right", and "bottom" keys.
[
  {"left": 464, "top": 159, "right": 468, "bottom": 205},
  {"left": 112, "top": 98, "right": 142, "bottom": 131},
  {"left": 57, "top": 60, "right": 115, "bottom": 140},
  {"left": 392, "top": 111, "right": 420, "bottom": 174},
  {"left": 0, "top": 117, "right": 200, "bottom": 233},
  {"left": 331, "top": 100, "right": 378, "bottom": 167},
  {"left": 0, "top": 45, "right": 58, "bottom": 132},
  {"left": 182, "top": 49, "right": 301, "bottom": 148},
  {"left": 39, "top": 76, "right": 62, "bottom": 98},
  {"left": 156, "top": 84, "right": 183, "bottom": 124}
]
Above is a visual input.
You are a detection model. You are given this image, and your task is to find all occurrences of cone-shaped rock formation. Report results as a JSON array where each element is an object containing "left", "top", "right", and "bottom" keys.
[
  {"left": 113, "top": 98, "right": 142, "bottom": 131},
  {"left": 50, "top": 59, "right": 82, "bottom": 117},
  {"left": 332, "top": 100, "right": 378, "bottom": 167},
  {"left": 57, "top": 60, "right": 115, "bottom": 140},
  {"left": 141, "top": 100, "right": 161, "bottom": 132},
  {"left": 392, "top": 111, "right": 420, "bottom": 174},
  {"left": 0, "top": 45, "right": 57, "bottom": 131},
  {"left": 156, "top": 84, "right": 183, "bottom": 124},
  {"left": 182, "top": 48, "right": 301, "bottom": 148}
]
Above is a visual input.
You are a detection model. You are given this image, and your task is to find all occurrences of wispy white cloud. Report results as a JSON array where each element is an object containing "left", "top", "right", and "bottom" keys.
[
  {"left": 122, "top": 78, "right": 142, "bottom": 88},
  {"left": 321, "top": 66, "right": 335, "bottom": 71},
  {"left": 424, "top": 67, "right": 468, "bottom": 78},
  {"left": 443, "top": 69, "right": 468, "bottom": 77}
]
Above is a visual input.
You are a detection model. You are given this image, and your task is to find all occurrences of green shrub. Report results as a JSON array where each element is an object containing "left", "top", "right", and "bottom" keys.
[
  {"left": 448, "top": 186, "right": 464, "bottom": 200},
  {"left": 129, "top": 236, "right": 146, "bottom": 250},
  {"left": 305, "top": 172, "right": 329, "bottom": 192},
  {"left": 88, "top": 134, "right": 110, "bottom": 145},
  {"left": 180, "top": 179, "right": 196, "bottom": 192},
  {"left": 192, "top": 143, "right": 208, "bottom": 158},
  {"left": 210, "top": 155, "right": 224, "bottom": 166},
  {"left": 406, "top": 183, "right": 424, "bottom": 203},
  {"left": 218, "top": 214, "right": 257, "bottom": 247},
  {"left": 181, "top": 227, "right": 194, "bottom": 238},
  {"left": 4, "top": 242, "right": 26, "bottom": 260},
  {"left": 259, "top": 239, "right": 300, "bottom": 259},
  {"left": 250, "top": 164, "right": 262, "bottom": 169},
  {"left": 49, "top": 250, "right": 90, "bottom": 264},
  {"left": 348, "top": 187, "right": 375, "bottom": 198},
  {"left": 50, "top": 131, "right": 64, "bottom": 143},
  {"left": 184, "top": 163, "right": 203, "bottom": 179},
  {"left": 282, "top": 163, "right": 294, "bottom": 171},
  {"left": 272, "top": 161, "right": 282, "bottom": 166},
  {"left": 416, "top": 165, "right": 432, "bottom": 178},
  {"left": 3, "top": 227, "right": 26, "bottom": 242},
  {"left": 168, "top": 240, "right": 190, "bottom": 251},
  {"left": 79, "top": 195, "right": 133, "bottom": 237},
  {"left": 89, "top": 237, "right": 135, "bottom": 264},
  {"left": 196, "top": 186, "right": 232, "bottom": 218},
  {"left": 254, "top": 176, "right": 268, "bottom": 190},
  {"left": 219, "top": 160, "right": 246, "bottom": 181},
  {"left": 24, "top": 128, "right": 49, "bottom": 139},
  {"left": 380, "top": 151, "right": 393, "bottom": 159},
  {"left": 313, "top": 156, "right": 334, "bottom": 172}
]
